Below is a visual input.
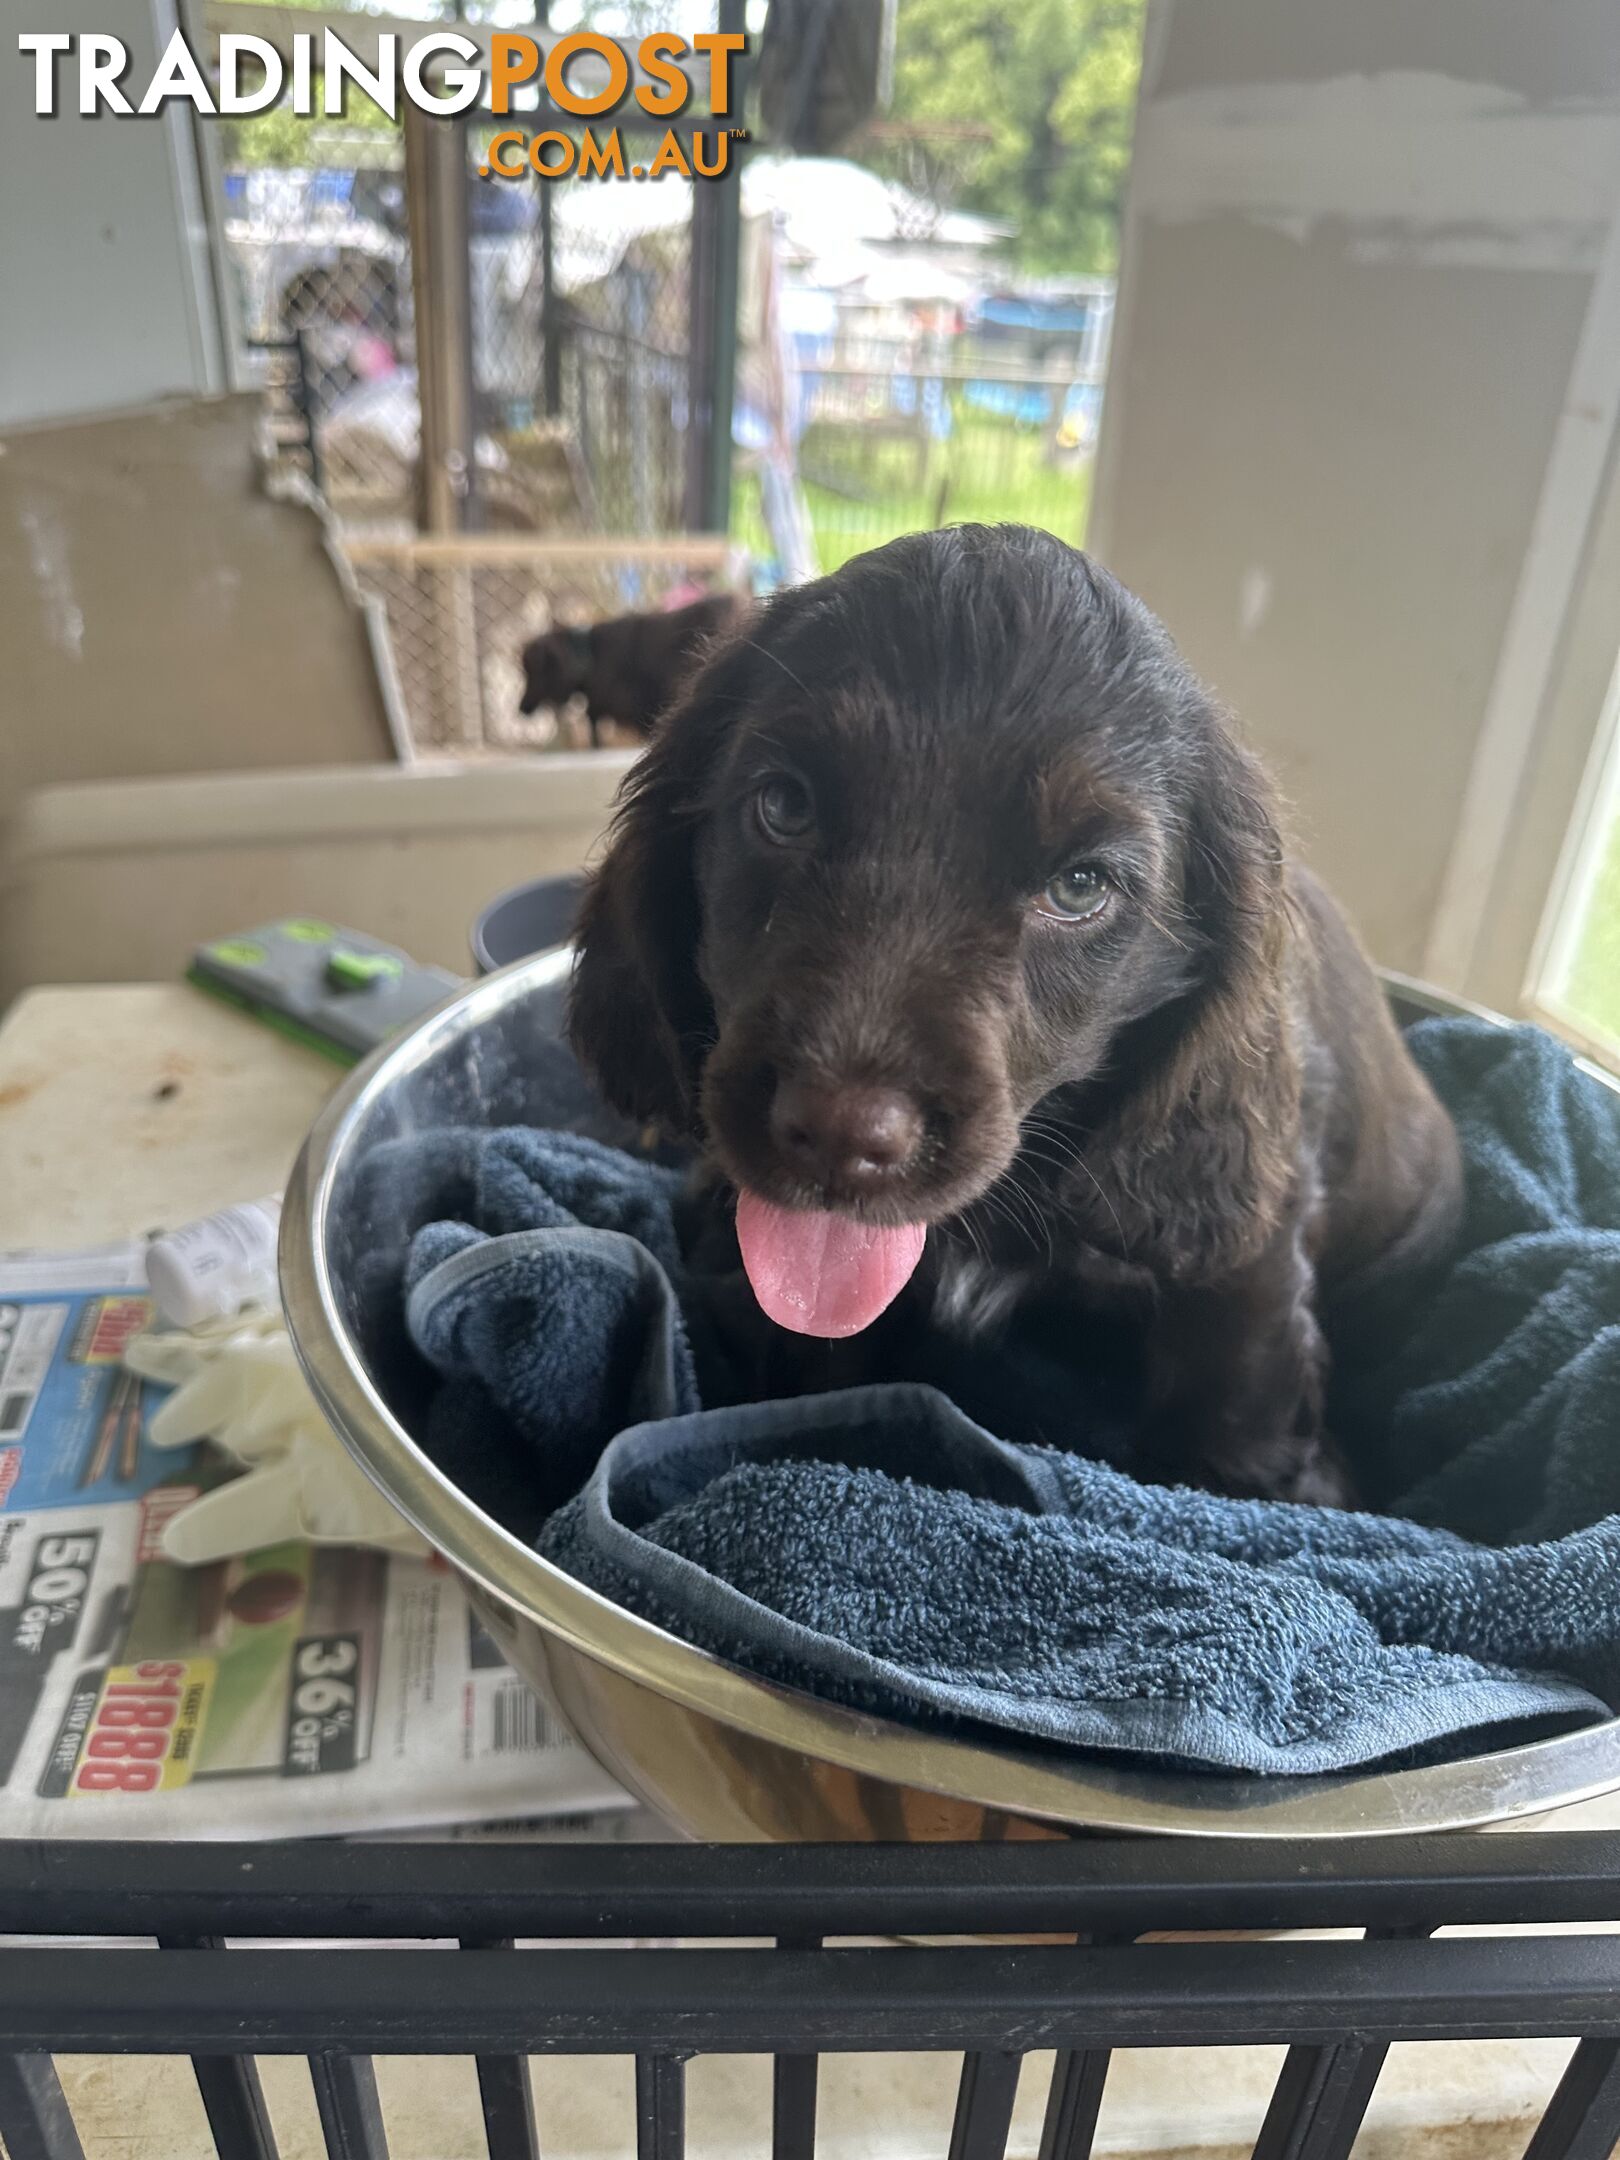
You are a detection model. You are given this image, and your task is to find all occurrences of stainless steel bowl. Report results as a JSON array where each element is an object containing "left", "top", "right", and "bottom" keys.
[{"left": 280, "top": 957, "right": 1620, "bottom": 1840}]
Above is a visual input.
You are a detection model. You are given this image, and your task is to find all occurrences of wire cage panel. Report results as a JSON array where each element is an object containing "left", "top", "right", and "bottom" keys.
[{"left": 340, "top": 534, "right": 738, "bottom": 753}]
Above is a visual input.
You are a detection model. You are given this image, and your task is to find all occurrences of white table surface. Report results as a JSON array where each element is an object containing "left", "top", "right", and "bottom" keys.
[
  {"left": 0, "top": 983, "right": 1614, "bottom": 2159},
  {"left": 0, "top": 983, "right": 340, "bottom": 1250}
]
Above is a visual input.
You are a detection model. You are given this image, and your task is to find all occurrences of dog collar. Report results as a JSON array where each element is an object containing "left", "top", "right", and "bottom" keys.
[{"left": 565, "top": 624, "right": 593, "bottom": 662}]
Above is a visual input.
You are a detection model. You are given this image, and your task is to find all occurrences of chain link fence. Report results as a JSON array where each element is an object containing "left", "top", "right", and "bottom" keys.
[
  {"left": 229, "top": 151, "right": 699, "bottom": 542},
  {"left": 218, "top": 92, "right": 719, "bottom": 751},
  {"left": 467, "top": 144, "right": 696, "bottom": 539},
  {"left": 224, "top": 138, "right": 420, "bottom": 518}
]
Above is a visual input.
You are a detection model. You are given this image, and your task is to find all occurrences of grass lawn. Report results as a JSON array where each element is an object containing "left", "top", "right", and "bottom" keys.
[
  {"left": 1559, "top": 812, "right": 1620, "bottom": 1049},
  {"left": 734, "top": 407, "right": 1092, "bottom": 578}
]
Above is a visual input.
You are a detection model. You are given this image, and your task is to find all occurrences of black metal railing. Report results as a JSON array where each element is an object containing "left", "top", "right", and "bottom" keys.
[{"left": 2, "top": 1832, "right": 1620, "bottom": 2160}]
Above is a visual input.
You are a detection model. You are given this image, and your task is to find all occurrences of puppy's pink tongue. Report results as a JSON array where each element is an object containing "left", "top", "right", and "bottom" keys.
[{"left": 735, "top": 1190, "right": 925, "bottom": 1338}]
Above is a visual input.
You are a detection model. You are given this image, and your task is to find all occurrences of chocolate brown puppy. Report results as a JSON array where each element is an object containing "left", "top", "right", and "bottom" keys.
[{"left": 569, "top": 526, "right": 1462, "bottom": 1504}]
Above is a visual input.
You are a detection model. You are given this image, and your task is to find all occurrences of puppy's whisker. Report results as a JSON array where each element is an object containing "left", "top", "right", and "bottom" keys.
[
  {"left": 739, "top": 640, "right": 813, "bottom": 701},
  {"left": 1006, "top": 1166, "right": 1060, "bottom": 1269},
  {"left": 1019, "top": 1124, "right": 1100, "bottom": 1189},
  {"left": 972, "top": 1193, "right": 1029, "bottom": 1263},
  {"left": 953, "top": 1208, "right": 992, "bottom": 1274},
  {"left": 962, "top": 1181, "right": 1018, "bottom": 1243},
  {"left": 1136, "top": 898, "right": 1191, "bottom": 950},
  {"left": 1015, "top": 1143, "right": 1082, "bottom": 1192},
  {"left": 1018, "top": 1122, "right": 1131, "bottom": 1258},
  {"left": 979, "top": 1171, "right": 1055, "bottom": 1270},
  {"left": 1019, "top": 1115, "right": 1089, "bottom": 1166}
]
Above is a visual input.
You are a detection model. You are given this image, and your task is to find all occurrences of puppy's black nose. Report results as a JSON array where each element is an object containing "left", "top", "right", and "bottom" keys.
[{"left": 770, "top": 1078, "right": 923, "bottom": 1191}]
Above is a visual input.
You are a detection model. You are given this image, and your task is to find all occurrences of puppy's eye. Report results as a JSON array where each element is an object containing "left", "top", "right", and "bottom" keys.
[
  {"left": 754, "top": 773, "right": 815, "bottom": 843},
  {"left": 1035, "top": 864, "right": 1112, "bottom": 922}
]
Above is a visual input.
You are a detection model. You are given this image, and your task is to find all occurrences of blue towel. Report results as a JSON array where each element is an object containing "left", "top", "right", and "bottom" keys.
[
  {"left": 387, "top": 1016, "right": 1620, "bottom": 1777},
  {"left": 1333, "top": 1021, "right": 1620, "bottom": 1543}
]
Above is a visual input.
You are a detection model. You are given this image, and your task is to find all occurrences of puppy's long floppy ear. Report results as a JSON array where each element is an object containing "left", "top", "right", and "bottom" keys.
[
  {"left": 1105, "top": 704, "right": 1300, "bottom": 1281},
  {"left": 568, "top": 628, "right": 756, "bottom": 1129}
]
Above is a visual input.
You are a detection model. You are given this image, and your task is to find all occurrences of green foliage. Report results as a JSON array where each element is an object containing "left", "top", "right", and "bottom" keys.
[
  {"left": 1561, "top": 815, "right": 1620, "bottom": 1053},
  {"left": 212, "top": 0, "right": 400, "bottom": 167},
  {"left": 220, "top": 96, "right": 400, "bottom": 170},
  {"left": 881, "top": 0, "right": 1145, "bottom": 274}
]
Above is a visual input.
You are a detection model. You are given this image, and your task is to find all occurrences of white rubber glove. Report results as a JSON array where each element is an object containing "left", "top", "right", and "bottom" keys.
[{"left": 124, "top": 1309, "right": 429, "bottom": 1565}]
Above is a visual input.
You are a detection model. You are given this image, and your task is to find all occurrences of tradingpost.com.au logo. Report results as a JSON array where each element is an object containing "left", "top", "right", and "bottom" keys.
[{"left": 17, "top": 26, "right": 748, "bottom": 183}]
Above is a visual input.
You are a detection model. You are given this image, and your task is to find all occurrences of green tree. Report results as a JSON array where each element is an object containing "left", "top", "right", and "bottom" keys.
[
  {"left": 212, "top": 0, "right": 402, "bottom": 167},
  {"left": 878, "top": 0, "right": 1145, "bottom": 275}
]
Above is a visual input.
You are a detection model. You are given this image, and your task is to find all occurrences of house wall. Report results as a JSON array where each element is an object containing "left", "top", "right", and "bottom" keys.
[
  {"left": 0, "top": 0, "right": 226, "bottom": 428},
  {"left": 1091, "top": 0, "right": 1620, "bottom": 1003}
]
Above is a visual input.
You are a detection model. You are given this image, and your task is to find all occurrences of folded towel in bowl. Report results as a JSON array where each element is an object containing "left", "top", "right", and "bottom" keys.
[
  {"left": 381, "top": 1015, "right": 1620, "bottom": 1776},
  {"left": 537, "top": 1389, "right": 1618, "bottom": 1774}
]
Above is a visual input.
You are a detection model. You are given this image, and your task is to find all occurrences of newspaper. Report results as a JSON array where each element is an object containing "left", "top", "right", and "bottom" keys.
[{"left": 0, "top": 1244, "right": 634, "bottom": 1839}]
